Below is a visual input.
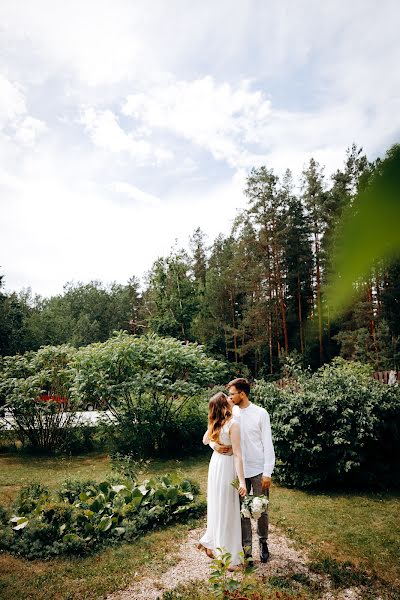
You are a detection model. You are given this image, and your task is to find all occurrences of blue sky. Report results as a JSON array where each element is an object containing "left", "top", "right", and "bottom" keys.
[{"left": 1, "top": 0, "right": 399, "bottom": 297}]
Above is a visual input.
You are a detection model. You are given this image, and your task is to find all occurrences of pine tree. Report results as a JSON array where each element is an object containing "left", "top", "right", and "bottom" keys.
[
  {"left": 280, "top": 171, "right": 313, "bottom": 357},
  {"left": 302, "top": 158, "right": 328, "bottom": 364}
]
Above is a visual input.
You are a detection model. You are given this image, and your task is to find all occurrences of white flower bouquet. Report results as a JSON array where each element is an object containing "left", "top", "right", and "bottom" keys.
[
  {"left": 240, "top": 494, "right": 268, "bottom": 520},
  {"left": 231, "top": 477, "right": 269, "bottom": 520}
]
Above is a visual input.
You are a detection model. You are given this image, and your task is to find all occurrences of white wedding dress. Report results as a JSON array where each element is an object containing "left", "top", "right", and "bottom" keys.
[{"left": 199, "top": 419, "right": 243, "bottom": 565}]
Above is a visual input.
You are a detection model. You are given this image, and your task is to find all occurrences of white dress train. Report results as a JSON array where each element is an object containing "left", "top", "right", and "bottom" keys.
[{"left": 199, "top": 419, "right": 243, "bottom": 566}]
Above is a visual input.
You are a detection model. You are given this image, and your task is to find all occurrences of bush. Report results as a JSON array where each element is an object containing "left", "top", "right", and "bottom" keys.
[
  {"left": 0, "top": 471, "right": 205, "bottom": 559},
  {"left": 253, "top": 358, "right": 400, "bottom": 488},
  {"left": 0, "top": 345, "right": 79, "bottom": 453},
  {"left": 73, "top": 333, "right": 226, "bottom": 458},
  {"left": 0, "top": 431, "right": 19, "bottom": 453},
  {"left": 59, "top": 425, "right": 105, "bottom": 454}
]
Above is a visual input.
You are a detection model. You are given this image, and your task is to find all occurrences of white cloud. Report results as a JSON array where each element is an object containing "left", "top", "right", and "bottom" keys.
[
  {"left": 111, "top": 181, "right": 161, "bottom": 206},
  {"left": 81, "top": 108, "right": 173, "bottom": 165},
  {"left": 14, "top": 116, "right": 48, "bottom": 146},
  {"left": 0, "top": 74, "right": 47, "bottom": 150},
  {"left": 1, "top": 0, "right": 400, "bottom": 297},
  {"left": 122, "top": 76, "right": 272, "bottom": 169},
  {"left": 0, "top": 74, "right": 26, "bottom": 125}
]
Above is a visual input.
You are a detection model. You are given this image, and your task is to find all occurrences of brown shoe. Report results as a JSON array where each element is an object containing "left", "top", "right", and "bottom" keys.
[{"left": 196, "top": 543, "right": 215, "bottom": 559}]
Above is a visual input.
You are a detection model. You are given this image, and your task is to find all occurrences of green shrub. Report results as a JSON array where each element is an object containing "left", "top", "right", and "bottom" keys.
[
  {"left": 0, "top": 345, "right": 79, "bottom": 453},
  {"left": 0, "top": 432, "right": 20, "bottom": 453},
  {"left": 254, "top": 358, "right": 400, "bottom": 488},
  {"left": 0, "top": 472, "right": 204, "bottom": 559},
  {"left": 73, "top": 333, "right": 226, "bottom": 458},
  {"left": 16, "top": 482, "right": 51, "bottom": 515},
  {"left": 59, "top": 425, "right": 105, "bottom": 454}
]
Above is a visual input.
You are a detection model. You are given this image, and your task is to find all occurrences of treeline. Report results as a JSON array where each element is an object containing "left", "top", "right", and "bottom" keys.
[{"left": 1, "top": 143, "right": 399, "bottom": 375}]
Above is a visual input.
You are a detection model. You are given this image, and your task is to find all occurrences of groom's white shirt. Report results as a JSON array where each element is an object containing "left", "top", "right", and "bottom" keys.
[{"left": 232, "top": 403, "right": 275, "bottom": 478}]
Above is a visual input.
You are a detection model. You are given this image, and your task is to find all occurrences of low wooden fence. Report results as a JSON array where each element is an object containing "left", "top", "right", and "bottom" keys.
[
  {"left": 373, "top": 371, "right": 399, "bottom": 384},
  {"left": 274, "top": 371, "right": 399, "bottom": 388},
  {"left": 274, "top": 378, "right": 300, "bottom": 390}
]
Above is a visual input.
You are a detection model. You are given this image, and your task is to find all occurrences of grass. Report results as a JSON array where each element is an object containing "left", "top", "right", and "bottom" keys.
[
  {"left": 0, "top": 452, "right": 209, "bottom": 507},
  {"left": 0, "top": 451, "right": 209, "bottom": 600},
  {"left": 0, "top": 452, "right": 399, "bottom": 599},
  {"left": 0, "top": 452, "right": 111, "bottom": 507},
  {"left": 0, "top": 520, "right": 198, "bottom": 600},
  {"left": 271, "top": 485, "right": 400, "bottom": 589}
]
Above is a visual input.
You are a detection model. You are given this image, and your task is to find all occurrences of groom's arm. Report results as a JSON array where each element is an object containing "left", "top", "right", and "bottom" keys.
[
  {"left": 210, "top": 441, "right": 233, "bottom": 455},
  {"left": 261, "top": 409, "right": 275, "bottom": 490}
]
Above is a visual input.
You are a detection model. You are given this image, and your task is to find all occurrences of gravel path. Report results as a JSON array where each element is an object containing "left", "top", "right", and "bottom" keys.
[{"left": 107, "top": 521, "right": 367, "bottom": 600}]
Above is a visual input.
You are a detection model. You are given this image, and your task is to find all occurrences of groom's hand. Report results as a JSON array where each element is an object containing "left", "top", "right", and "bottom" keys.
[
  {"left": 215, "top": 442, "right": 233, "bottom": 455},
  {"left": 261, "top": 476, "right": 272, "bottom": 491}
]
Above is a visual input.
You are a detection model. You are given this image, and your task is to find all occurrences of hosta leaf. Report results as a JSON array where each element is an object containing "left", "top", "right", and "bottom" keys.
[
  {"left": 130, "top": 496, "right": 143, "bottom": 509},
  {"left": 90, "top": 493, "right": 106, "bottom": 512},
  {"left": 63, "top": 533, "right": 82, "bottom": 543},
  {"left": 98, "top": 482, "right": 110, "bottom": 494},
  {"left": 154, "top": 489, "right": 166, "bottom": 502},
  {"left": 11, "top": 517, "right": 29, "bottom": 530},
  {"left": 148, "top": 505, "right": 164, "bottom": 517},
  {"left": 98, "top": 516, "right": 113, "bottom": 532},
  {"left": 165, "top": 487, "right": 178, "bottom": 504},
  {"left": 111, "top": 485, "right": 127, "bottom": 493},
  {"left": 172, "top": 505, "right": 190, "bottom": 514}
]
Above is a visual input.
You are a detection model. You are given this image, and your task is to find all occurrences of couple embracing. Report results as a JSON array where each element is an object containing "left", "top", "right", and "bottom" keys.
[{"left": 198, "top": 378, "right": 275, "bottom": 567}]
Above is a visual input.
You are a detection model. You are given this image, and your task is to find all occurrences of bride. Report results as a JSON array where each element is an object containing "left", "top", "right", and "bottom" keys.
[{"left": 197, "top": 391, "right": 246, "bottom": 566}]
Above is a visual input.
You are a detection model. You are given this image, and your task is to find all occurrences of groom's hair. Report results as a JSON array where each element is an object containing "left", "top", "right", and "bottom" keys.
[{"left": 227, "top": 377, "right": 250, "bottom": 397}]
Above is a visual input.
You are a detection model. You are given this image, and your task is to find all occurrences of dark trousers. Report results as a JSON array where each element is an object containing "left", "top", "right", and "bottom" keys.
[{"left": 240, "top": 473, "right": 269, "bottom": 554}]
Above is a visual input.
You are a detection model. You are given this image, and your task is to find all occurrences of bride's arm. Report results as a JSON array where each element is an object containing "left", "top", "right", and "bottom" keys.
[
  {"left": 230, "top": 422, "right": 246, "bottom": 496},
  {"left": 202, "top": 430, "right": 210, "bottom": 445}
]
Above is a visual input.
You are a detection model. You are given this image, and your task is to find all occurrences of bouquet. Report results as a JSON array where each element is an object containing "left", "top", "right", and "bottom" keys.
[
  {"left": 240, "top": 494, "right": 268, "bottom": 520},
  {"left": 231, "top": 478, "right": 269, "bottom": 520}
]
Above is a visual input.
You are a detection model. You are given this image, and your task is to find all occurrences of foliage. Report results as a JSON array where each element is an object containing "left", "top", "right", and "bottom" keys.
[
  {"left": 0, "top": 453, "right": 398, "bottom": 600},
  {"left": 110, "top": 452, "right": 150, "bottom": 482},
  {"left": 253, "top": 358, "right": 400, "bottom": 488},
  {"left": 0, "top": 280, "right": 141, "bottom": 356},
  {"left": 143, "top": 250, "right": 199, "bottom": 340},
  {"left": 0, "top": 345, "right": 79, "bottom": 452},
  {"left": 59, "top": 425, "right": 105, "bottom": 454},
  {"left": 2, "top": 143, "right": 400, "bottom": 376},
  {"left": 208, "top": 548, "right": 256, "bottom": 599},
  {"left": 326, "top": 144, "right": 400, "bottom": 314},
  {"left": 72, "top": 332, "right": 227, "bottom": 456},
  {"left": 0, "top": 471, "right": 204, "bottom": 559}
]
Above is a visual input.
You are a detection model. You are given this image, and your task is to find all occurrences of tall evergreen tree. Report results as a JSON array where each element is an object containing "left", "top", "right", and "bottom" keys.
[
  {"left": 144, "top": 251, "right": 198, "bottom": 340},
  {"left": 244, "top": 166, "right": 288, "bottom": 365},
  {"left": 280, "top": 171, "right": 313, "bottom": 357},
  {"left": 302, "top": 158, "right": 328, "bottom": 364}
]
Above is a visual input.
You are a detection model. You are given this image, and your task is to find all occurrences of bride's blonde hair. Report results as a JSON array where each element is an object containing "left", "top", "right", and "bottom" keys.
[{"left": 207, "top": 392, "right": 232, "bottom": 443}]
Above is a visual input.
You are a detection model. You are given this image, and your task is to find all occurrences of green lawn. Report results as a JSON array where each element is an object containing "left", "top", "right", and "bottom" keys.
[
  {"left": 0, "top": 452, "right": 399, "bottom": 599},
  {"left": 271, "top": 486, "right": 400, "bottom": 590}
]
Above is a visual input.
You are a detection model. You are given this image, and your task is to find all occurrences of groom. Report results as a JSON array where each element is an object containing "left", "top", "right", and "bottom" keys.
[{"left": 214, "top": 377, "right": 275, "bottom": 563}]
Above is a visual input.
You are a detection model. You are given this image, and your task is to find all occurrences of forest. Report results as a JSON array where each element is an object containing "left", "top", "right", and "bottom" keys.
[{"left": 1, "top": 142, "right": 399, "bottom": 376}]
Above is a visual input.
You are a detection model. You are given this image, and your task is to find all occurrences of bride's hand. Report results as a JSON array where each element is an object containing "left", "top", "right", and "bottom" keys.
[{"left": 238, "top": 482, "right": 246, "bottom": 497}]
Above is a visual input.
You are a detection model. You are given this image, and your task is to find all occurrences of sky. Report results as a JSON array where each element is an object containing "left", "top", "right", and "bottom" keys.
[{"left": 1, "top": 0, "right": 399, "bottom": 297}]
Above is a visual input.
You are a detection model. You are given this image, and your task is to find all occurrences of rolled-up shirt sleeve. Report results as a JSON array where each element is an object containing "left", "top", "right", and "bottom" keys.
[{"left": 261, "top": 410, "right": 275, "bottom": 477}]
